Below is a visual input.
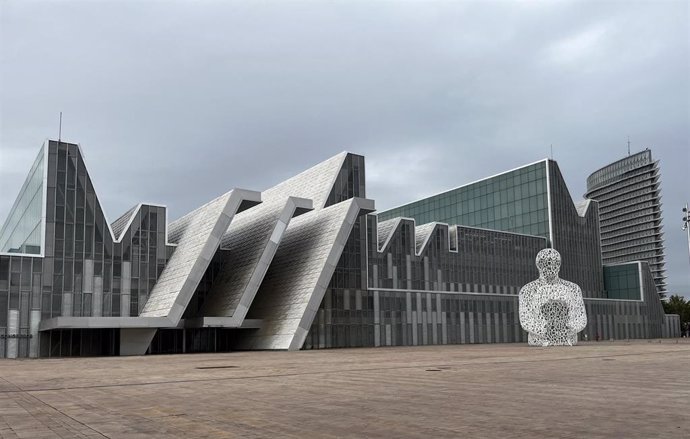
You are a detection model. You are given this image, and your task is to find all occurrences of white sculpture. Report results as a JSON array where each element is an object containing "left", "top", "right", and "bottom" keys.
[{"left": 519, "top": 248, "right": 587, "bottom": 346}]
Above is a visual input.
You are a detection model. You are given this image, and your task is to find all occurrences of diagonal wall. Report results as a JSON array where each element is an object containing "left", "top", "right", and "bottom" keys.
[
  {"left": 199, "top": 196, "right": 312, "bottom": 323},
  {"left": 238, "top": 197, "right": 374, "bottom": 350},
  {"left": 193, "top": 152, "right": 352, "bottom": 326},
  {"left": 140, "top": 189, "right": 261, "bottom": 323}
]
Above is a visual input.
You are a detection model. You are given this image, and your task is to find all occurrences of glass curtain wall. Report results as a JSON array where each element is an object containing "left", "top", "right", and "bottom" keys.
[
  {"left": 0, "top": 147, "right": 45, "bottom": 254},
  {"left": 378, "top": 161, "right": 549, "bottom": 239}
]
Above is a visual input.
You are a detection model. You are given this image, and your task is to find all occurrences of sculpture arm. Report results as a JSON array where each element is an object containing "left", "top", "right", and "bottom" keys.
[
  {"left": 519, "top": 289, "right": 545, "bottom": 335},
  {"left": 567, "top": 285, "right": 587, "bottom": 333}
]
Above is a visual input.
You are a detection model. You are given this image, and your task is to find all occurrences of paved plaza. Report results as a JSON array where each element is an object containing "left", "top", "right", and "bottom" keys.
[{"left": 0, "top": 340, "right": 688, "bottom": 439}]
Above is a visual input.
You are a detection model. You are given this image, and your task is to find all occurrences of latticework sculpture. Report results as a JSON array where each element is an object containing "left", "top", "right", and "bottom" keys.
[{"left": 519, "top": 248, "right": 587, "bottom": 346}]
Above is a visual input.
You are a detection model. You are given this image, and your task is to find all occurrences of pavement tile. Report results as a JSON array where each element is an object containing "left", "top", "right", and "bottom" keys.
[{"left": 0, "top": 340, "right": 688, "bottom": 438}]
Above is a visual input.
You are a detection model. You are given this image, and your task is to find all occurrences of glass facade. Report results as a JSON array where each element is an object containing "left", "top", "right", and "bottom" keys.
[
  {"left": 305, "top": 215, "right": 547, "bottom": 349},
  {"left": 149, "top": 328, "right": 234, "bottom": 354},
  {"left": 547, "top": 162, "right": 605, "bottom": 298},
  {"left": 603, "top": 263, "right": 642, "bottom": 300},
  {"left": 304, "top": 155, "right": 664, "bottom": 350},
  {"left": 305, "top": 288, "right": 529, "bottom": 349},
  {"left": 325, "top": 153, "right": 366, "bottom": 207},
  {"left": 378, "top": 160, "right": 605, "bottom": 298},
  {"left": 367, "top": 219, "right": 545, "bottom": 294},
  {"left": 0, "top": 146, "right": 45, "bottom": 254},
  {"left": 587, "top": 262, "right": 665, "bottom": 340},
  {"left": 0, "top": 141, "right": 172, "bottom": 357},
  {"left": 378, "top": 161, "right": 549, "bottom": 239}
]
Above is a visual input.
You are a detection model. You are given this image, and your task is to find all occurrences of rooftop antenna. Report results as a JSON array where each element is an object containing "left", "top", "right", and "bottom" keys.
[
  {"left": 550, "top": 144, "right": 553, "bottom": 160},
  {"left": 627, "top": 136, "right": 630, "bottom": 156},
  {"left": 58, "top": 112, "right": 62, "bottom": 142}
]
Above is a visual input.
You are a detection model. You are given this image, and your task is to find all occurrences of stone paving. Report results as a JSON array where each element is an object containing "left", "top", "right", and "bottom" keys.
[{"left": 0, "top": 340, "right": 688, "bottom": 438}]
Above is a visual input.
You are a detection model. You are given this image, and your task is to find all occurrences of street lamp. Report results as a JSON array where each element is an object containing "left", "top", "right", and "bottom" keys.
[{"left": 681, "top": 203, "right": 690, "bottom": 266}]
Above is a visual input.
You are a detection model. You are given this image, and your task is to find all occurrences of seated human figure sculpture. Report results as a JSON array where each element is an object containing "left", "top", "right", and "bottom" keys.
[{"left": 519, "top": 248, "right": 587, "bottom": 346}]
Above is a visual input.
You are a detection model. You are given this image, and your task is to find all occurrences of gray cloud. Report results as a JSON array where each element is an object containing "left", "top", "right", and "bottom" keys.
[{"left": 1, "top": 0, "right": 688, "bottom": 295}]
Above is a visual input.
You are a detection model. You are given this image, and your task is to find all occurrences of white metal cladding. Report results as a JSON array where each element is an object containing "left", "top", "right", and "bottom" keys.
[
  {"left": 376, "top": 217, "right": 401, "bottom": 251},
  {"left": 200, "top": 196, "right": 313, "bottom": 322},
  {"left": 140, "top": 188, "right": 261, "bottom": 322},
  {"left": 197, "top": 151, "right": 349, "bottom": 323},
  {"left": 236, "top": 197, "right": 374, "bottom": 351},
  {"left": 30, "top": 151, "right": 351, "bottom": 338},
  {"left": 266, "top": 151, "right": 347, "bottom": 209}
]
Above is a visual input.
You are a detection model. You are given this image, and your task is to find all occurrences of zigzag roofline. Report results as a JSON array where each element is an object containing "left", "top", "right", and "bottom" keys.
[{"left": 373, "top": 215, "right": 545, "bottom": 257}]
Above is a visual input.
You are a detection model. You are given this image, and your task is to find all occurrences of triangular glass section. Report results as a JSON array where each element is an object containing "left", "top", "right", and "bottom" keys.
[
  {"left": 324, "top": 153, "right": 365, "bottom": 208},
  {"left": 0, "top": 145, "right": 45, "bottom": 254}
]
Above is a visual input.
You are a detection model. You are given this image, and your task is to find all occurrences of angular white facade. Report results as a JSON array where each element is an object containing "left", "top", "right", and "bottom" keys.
[{"left": 237, "top": 197, "right": 374, "bottom": 350}]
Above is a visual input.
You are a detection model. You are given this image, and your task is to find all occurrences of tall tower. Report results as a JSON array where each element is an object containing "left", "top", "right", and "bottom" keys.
[{"left": 585, "top": 149, "right": 667, "bottom": 295}]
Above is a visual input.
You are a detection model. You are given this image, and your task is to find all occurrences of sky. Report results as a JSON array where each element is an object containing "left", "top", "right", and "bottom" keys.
[{"left": 1, "top": 0, "right": 688, "bottom": 296}]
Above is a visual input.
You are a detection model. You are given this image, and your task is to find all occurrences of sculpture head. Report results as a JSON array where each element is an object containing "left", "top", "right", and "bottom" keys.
[{"left": 536, "top": 248, "right": 561, "bottom": 282}]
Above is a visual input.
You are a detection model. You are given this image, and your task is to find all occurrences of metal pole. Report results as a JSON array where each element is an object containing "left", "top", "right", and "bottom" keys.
[{"left": 683, "top": 202, "right": 690, "bottom": 266}]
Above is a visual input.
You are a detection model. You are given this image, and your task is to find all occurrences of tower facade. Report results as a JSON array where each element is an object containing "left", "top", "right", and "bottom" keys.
[{"left": 585, "top": 149, "right": 666, "bottom": 295}]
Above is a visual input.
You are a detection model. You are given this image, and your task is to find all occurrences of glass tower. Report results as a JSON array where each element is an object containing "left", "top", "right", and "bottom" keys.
[{"left": 585, "top": 149, "right": 666, "bottom": 295}]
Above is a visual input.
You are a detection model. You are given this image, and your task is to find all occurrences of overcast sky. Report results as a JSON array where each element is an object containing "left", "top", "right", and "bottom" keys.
[{"left": 1, "top": 0, "right": 688, "bottom": 296}]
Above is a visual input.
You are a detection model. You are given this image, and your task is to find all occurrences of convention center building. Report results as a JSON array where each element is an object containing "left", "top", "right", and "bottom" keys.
[{"left": 0, "top": 140, "right": 679, "bottom": 358}]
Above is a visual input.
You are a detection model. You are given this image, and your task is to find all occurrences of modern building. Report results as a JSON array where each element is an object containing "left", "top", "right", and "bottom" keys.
[
  {"left": 585, "top": 150, "right": 667, "bottom": 295},
  {"left": 378, "top": 160, "right": 605, "bottom": 299},
  {"left": 0, "top": 140, "right": 679, "bottom": 358}
]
